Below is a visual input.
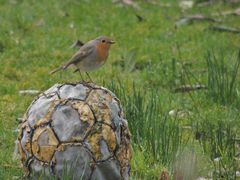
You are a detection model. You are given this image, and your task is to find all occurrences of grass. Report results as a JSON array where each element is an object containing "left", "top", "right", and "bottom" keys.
[
  {"left": 206, "top": 50, "right": 240, "bottom": 106},
  {"left": 198, "top": 120, "right": 238, "bottom": 179},
  {"left": 0, "top": 0, "right": 240, "bottom": 179},
  {"left": 108, "top": 82, "right": 188, "bottom": 167}
]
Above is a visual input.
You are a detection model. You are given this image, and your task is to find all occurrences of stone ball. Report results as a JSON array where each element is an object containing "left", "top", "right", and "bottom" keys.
[{"left": 17, "top": 83, "right": 131, "bottom": 180}]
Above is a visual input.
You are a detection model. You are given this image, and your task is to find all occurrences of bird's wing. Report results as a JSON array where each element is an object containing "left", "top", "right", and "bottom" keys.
[
  {"left": 63, "top": 43, "right": 95, "bottom": 69},
  {"left": 50, "top": 41, "right": 95, "bottom": 74}
]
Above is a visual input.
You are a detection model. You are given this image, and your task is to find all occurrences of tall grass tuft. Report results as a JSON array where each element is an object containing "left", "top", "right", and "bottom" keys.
[
  {"left": 196, "top": 120, "right": 238, "bottom": 179},
  {"left": 107, "top": 81, "right": 187, "bottom": 167},
  {"left": 206, "top": 50, "right": 240, "bottom": 106}
]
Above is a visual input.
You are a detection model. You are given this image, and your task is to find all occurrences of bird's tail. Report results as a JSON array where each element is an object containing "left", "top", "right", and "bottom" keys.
[
  {"left": 50, "top": 66, "right": 63, "bottom": 74},
  {"left": 50, "top": 64, "right": 69, "bottom": 74}
]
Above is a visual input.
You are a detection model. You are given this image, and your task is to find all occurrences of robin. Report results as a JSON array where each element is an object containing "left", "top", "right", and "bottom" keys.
[{"left": 50, "top": 36, "right": 115, "bottom": 81}]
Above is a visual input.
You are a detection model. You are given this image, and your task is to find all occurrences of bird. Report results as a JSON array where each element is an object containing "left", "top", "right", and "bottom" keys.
[{"left": 50, "top": 36, "right": 115, "bottom": 82}]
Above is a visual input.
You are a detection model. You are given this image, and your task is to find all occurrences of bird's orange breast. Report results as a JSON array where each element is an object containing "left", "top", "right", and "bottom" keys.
[{"left": 96, "top": 43, "right": 110, "bottom": 63}]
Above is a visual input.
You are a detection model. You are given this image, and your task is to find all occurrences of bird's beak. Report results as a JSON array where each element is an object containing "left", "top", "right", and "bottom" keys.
[{"left": 109, "top": 40, "right": 115, "bottom": 44}]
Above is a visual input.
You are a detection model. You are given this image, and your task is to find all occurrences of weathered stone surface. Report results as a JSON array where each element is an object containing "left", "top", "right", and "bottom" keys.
[
  {"left": 51, "top": 104, "right": 84, "bottom": 142},
  {"left": 17, "top": 82, "right": 131, "bottom": 179},
  {"left": 27, "top": 95, "right": 57, "bottom": 128},
  {"left": 30, "top": 159, "right": 51, "bottom": 177},
  {"left": 32, "top": 126, "right": 59, "bottom": 162},
  {"left": 59, "top": 84, "right": 90, "bottom": 100},
  {"left": 54, "top": 146, "right": 93, "bottom": 179},
  {"left": 91, "top": 159, "right": 121, "bottom": 180}
]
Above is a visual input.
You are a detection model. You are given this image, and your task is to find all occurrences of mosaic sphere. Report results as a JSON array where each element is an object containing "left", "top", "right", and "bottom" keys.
[{"left": 17, "top": 83, "right": 131, "bottom": 180}]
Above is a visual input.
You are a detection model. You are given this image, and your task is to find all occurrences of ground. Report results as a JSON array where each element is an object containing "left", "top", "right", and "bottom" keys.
[{"left": 0, "top": 0, "right": 240, "bottom": 179}]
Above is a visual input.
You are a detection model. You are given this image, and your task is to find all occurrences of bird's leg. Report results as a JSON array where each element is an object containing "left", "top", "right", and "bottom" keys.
[
  {"left": 85, "top": 72, "right": 93, "bottom": 83},
  {"left": 78, "top": 69, "right": 84, "bottom": 82}
]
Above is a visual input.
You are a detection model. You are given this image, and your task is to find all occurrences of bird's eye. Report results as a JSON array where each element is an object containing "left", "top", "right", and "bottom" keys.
[{"left": 102, "top": 39, "right": 106, "bottom": 43}]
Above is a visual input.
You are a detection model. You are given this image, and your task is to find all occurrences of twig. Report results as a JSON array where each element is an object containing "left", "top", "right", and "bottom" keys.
[
  {"left": 227, "top": 0, "right": 240, "bottom": 4},
  {"left": 197, "top": 0, "right": 240, "bottom": 7},
  {"left": 135, "top": 14, "right": 145, "bottom": 22},
  {"left": 209, "top": 25, "right": 240, "bottom": 34},
  {"left": 196, "top": 0, "right": 214, "bottom": 7},
  {"left": 176, "top": 14, "right": 219, "bottom": 27},
  {"left": 19, "top": 90, "right": 40, "bottom": 95},
  {"left": 212, "top": 8, "right": 240, "bottom": 17},
  {"left": 70, "top": 40, "right": 84, "bottom": 49},
  {"left": 174, "top": 84, "right": 207, "bottom": 93},
  {"left": 112, "top": 0, "right": 139, "bottom": 9},
  {"left": 0, "top": 164, "right": 21, "bottom": 169}
]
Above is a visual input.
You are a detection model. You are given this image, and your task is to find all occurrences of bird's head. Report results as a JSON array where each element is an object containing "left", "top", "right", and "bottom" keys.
[{"left": 95, "top": 36, "right": 115, "bottom": 49}]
